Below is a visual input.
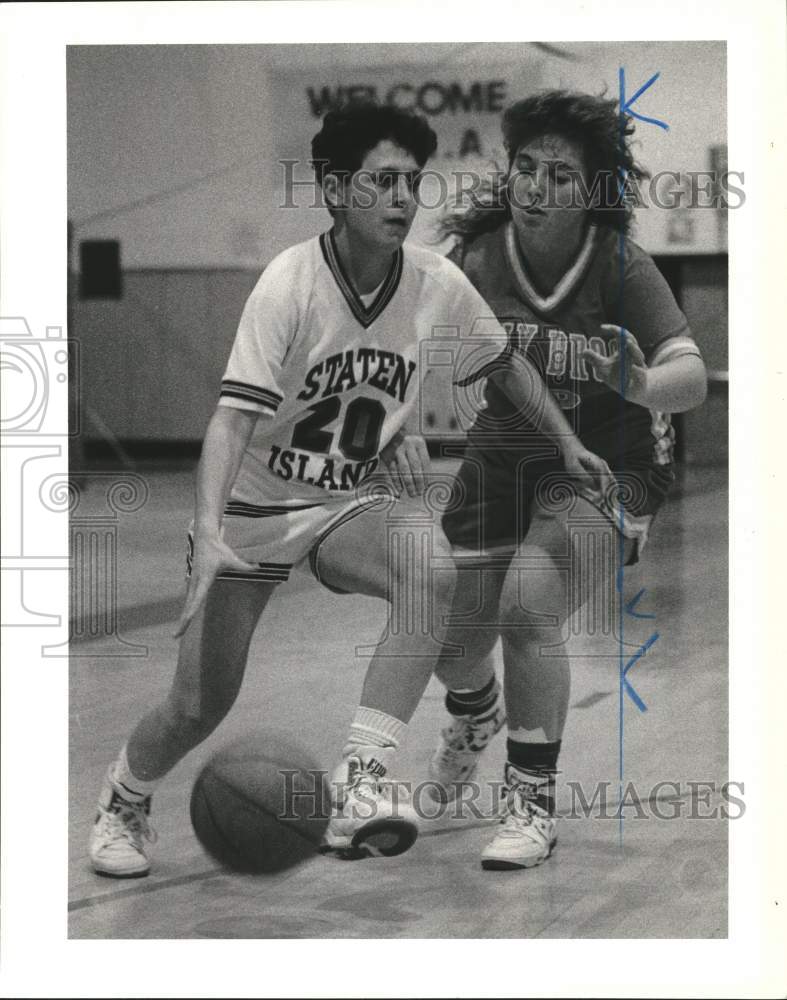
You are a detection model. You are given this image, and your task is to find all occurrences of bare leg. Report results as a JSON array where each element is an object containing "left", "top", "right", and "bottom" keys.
[
  {"left": 499, "top": 497, "right": 635, "bottom": 741},
  {"left": 313, "top": 495, "right": 460, "bottom": 856},
  {"left": 313, "top": 496, "right": 457, "bottom": 723},
  {"left": 126, "top": 579, "right": 276, "bottom": 780},
  {"left": 474, "top": 501, "right": 636, "bottom": 869},
  {"left": 433, "top": 556, "right": 510, "bottom": 692},
  {"left": 422, "top": 555, "right": 510, "bottom": 800}
]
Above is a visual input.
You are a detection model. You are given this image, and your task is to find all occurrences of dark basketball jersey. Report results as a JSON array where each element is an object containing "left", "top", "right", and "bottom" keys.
[{"left": 450, "top": 221, "right": 701, "bottom": 467}]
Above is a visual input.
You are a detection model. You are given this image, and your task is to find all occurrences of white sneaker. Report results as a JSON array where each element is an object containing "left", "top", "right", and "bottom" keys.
[
  {"left": 428, "top": 696, "right": 506, "bottom": 801},
  {"left": 89, "top": 771, "right": 156, "bottom": 878},
  {"left": 481, "top": 772, "right": 557, "bottom": 871},
  {"left": 321, "top": 749, "right": 418, "bottom": 860}
]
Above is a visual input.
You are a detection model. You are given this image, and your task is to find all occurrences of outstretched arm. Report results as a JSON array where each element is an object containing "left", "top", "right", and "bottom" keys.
[
  {"left": 495, "top": 355, "right": 612, "bottom": 492},
  {"left": 583, "top": 324, "right": 707, "bottom": 412}
]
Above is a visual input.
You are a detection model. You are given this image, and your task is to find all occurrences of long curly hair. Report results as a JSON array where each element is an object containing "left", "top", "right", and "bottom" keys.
[{"left": 438, "top": 90, "right": 647, "bottom": 240}]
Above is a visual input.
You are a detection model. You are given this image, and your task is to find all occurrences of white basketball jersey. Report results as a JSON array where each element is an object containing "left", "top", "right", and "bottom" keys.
[{"left": 220, "top": 229, "right": 503, "bottom": 505}]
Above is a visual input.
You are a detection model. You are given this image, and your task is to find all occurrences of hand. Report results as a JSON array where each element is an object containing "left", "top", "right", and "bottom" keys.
[
  {"left": 380, "top": 432, "right": 431, "bottom": 497},
  {"left": 583, "top": 325, "right": 649, "bottom": 405},
  {"left": 561, "top": 439, "right": 614, "bottom": 496},
  {"left": 174, "top": 531, "right": 257, "bottom": 637}
]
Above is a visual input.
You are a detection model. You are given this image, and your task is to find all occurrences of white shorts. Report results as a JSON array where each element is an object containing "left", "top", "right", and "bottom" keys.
[{"left": 186, "top": 494, "right": 388, "bottom": 586}]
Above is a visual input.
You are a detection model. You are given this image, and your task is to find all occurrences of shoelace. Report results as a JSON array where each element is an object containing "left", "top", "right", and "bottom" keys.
[
  {"left": 344, "top": 764, "right": 412, "bottom": 808},
  {"left": 342, "top": 761, "right": 385, "bottom": 796},
  {"left": 104, "top": 803, "right": 157, "bottom": 845},
  {"left": 498, "top": 785, "right": 549, "bottom": 834},
  {"left": 352, "top": 774, "right": 401, "bottom": 803}
]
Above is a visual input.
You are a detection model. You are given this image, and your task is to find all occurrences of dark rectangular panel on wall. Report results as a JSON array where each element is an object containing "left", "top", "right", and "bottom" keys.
[
  {"left": 652, "top": 254, "right": 728, "bottom": 371},
  {"left": 79, "top": 239, "right": 123, "bottom": 300},
  {"left": 653, "top": 254, "right": 728, "bottom": 467},
  {"left": 652, "top": 255, "right": 683, "bottom": 303},
  {"left": 680, "top": 257, "right": 728, "bottom": 372},
  {"left": 73, "top": 268, "right": 259, "bottom": 443}
]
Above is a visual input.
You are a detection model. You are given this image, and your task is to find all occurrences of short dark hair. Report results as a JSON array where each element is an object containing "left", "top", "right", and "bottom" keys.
[
  {"left": 438, "top": 89, "right": 647, "bottom": 240},
  {"left": 311, "top": 103, "right": 437, "bottom": 185}
]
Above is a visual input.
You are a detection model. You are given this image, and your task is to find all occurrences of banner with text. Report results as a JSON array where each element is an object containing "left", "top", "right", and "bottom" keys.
[{"left": 271, "top": 60, "right": 543, "bottom": 245}]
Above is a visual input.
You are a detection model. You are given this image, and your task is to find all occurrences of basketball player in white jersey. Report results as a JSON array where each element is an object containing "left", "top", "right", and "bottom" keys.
[{"left": 90, "top": 103, "right": 608, "bottom": 876}]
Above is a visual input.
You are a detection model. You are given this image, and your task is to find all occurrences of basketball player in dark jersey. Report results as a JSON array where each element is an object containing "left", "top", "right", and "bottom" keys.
[{"left": 428, "top": 91, "right": 708, "bottom": 869}]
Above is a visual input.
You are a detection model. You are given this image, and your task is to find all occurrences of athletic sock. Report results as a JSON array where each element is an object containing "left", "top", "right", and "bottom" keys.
[
  {"left": 109, "top": 744, "right": 161, "bottom": 803},
  {"left": 505, "top": 738, "right": 561, "bottom": 815},
  {"left": 343, "top": 707, "right": 407, "bottom": 756},
  {"left": 445, "top": 674, "right": 500, "bottom": 718}
]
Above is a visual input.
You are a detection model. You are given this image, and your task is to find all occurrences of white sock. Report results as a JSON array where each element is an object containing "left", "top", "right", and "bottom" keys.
[
  {"left": 110, "top": 744, "right": 161, "bottom": 802},
  {"left": 343, "top": 707, "right": 407, "bottom": 755}
]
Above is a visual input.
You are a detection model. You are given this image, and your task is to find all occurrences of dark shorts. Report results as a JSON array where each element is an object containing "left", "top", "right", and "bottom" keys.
[{"left": 442, "top": 442, "right": 675, "bottom": 565}]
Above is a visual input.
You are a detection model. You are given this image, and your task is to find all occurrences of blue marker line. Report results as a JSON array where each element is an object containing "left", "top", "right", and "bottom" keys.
[
  {"left": 619, "top": 69, "right": 670, "bottom": 132},
  {"left": 625, "top": 588, "right": 657, "bottom": 620},
  {"left": 622, "top": 631, "right": 660, "bottom": 712},
  {"left": 616, "top": 67, "right": 669, "bottom": 847},
  {"left": 617, "top": 69, "right": 628, "bottom": 848},
  {"left": 622, "top": 678, "right": 648, "bottom": 714}
]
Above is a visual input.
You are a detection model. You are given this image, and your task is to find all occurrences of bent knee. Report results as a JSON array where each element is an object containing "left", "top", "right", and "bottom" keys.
[
  {"left": 385, "top": 535, "right": 457, "bottom": 608},
  {"left": 499, "top": 587, "right": 566, "bottom": 648},
  {"left": 437, "top": 629, "right": 497, "bottom": 673},
  {"left": 430, "top": 557, "right": 458, "bottom": 608}
]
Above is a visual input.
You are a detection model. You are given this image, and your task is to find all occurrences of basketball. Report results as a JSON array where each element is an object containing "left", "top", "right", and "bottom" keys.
[{"left": 190, "top": 733, "right": 331, "bottom": 873}]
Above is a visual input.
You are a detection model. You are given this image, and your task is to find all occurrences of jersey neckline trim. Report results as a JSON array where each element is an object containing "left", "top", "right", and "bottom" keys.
[
  {"left": 319, "top": 228, "right": 403, "bottom": 329},
  {"left": 503, "top": 220, "right": 598, "bottom": 314}
]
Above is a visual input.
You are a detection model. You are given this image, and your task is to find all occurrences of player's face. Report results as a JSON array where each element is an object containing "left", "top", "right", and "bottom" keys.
[
  {"left": 507, "top": 134, "right": 589, "bottom": 251},
  {"left": 339, "top": 140, "right": 421, "bottom": 251}
]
